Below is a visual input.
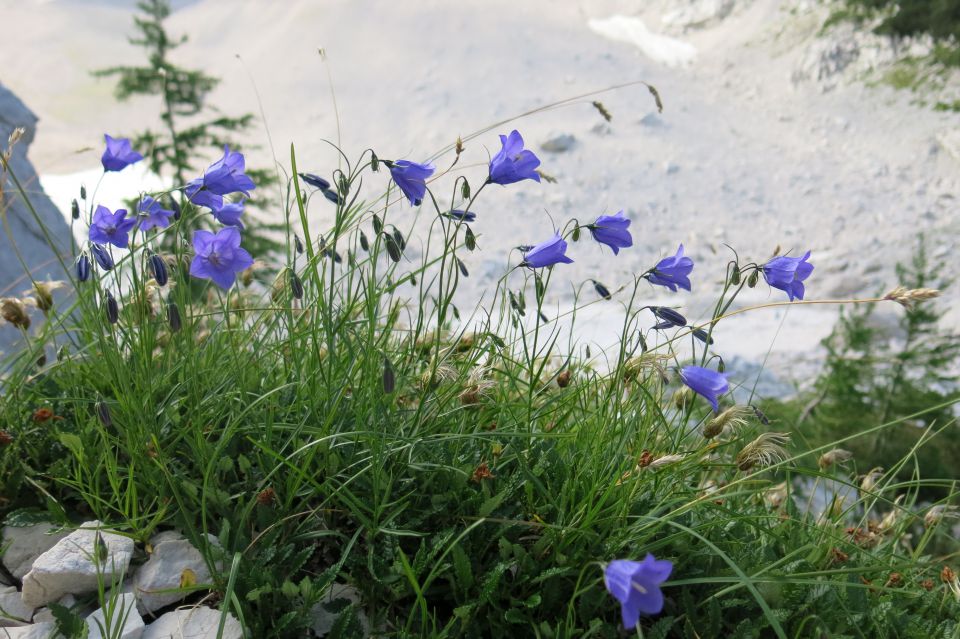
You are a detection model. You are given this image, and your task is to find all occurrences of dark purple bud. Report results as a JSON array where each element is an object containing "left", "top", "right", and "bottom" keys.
[
  {"left": 651, "top": 306, "right": 687, "bottom": 327},
  {"left": 447, "top": 210, "right": 477, "bottom": 223},
  {"left": 322, "top": 188, "right": 340, "bottom": 205},
  {"left": 167, "top": 302, "right": 181, "bottom": 332},
  {"left": 652, "top": 321, "right": 674, "bottom": 330},
  {"left": 298, "top": 172, "right": 331, "bottom": 191},
  {"left": 539, "top": 311, "right": 549, "bottom": 323},
  {"left": 169, "top": 198, "right": 181, "bottom": 221},
  {"left": 91, "top": 244, "right": 114, "bottom": 271},
  {"left": 691, "top": 327, "right": 714, "bottom": 345},
  {"left": 290, "top": 272, "right": 304, "bottom": 300},
  {"left": 751, "top": 405, "right": 770, "bottom": 425},
  {"left": 359, "top": 231, "right": 369, "bottom": 252},
  {"left": 105, "top": 292, "right": 119, "bottom": 324},
  {"left": 456, "top": 257, "right": 469, "bottom": 277},
  {"left": 294, "top": 234, "right": 304, "bottom": 255},
  {"left": 383, "top": 357, "right": 395, "bottom": 394},
  {"left": 452, "top": 304, "right": 461, "bottom": 320},
  {"left": 71, "top": 199, "right": 80, "bottom": 220},
  {"left": 80, "top": 185, "right": 87, "bottom": 200},
  {"left": 96, "top": 400, "right": 112, "bottom": 428},
  {"left": 592, "top": 280, "right": 611, "bottom": 300},
  {"left": 76, "top": 255, "right": 91, "bottom": 282},
  {"left": 149, "top": 254, "right": 168, "bottom": 286},
  {"left": 372, "top": 214, "right": 383, "bottom": 234}
]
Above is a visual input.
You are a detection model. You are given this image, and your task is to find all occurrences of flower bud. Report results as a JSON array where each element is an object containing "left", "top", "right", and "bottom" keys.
[
  {"left": 80, "top": 185, "right": 87, "bottom": 200},
  {"left": 322, "top": 188, "right": 340, "bottom": 205},
  {"left": 359, "top": 231, "right": 369, "bottom": 252},
  {"left": 465, "top": 226, "right": 476, "bottom": 251},
  {"left": 384, "top": 234, "right": 402, "bottom": 262},
  {"left": 149, "top": 254, "right": 168, "bottom": 286},
  {"left": 372, "top": 214, "right": 383, "bottom": 234},
  {"left": 104, "top": 292, "right": 119, "bottom": 324},
  {"left": 91, "top": 244, "right": 114, "bottom": 271},
  {"left": 170, "top": 198, "right": 181, "bottom": 221},
  {"left": 71, "top": 199, "right": 80, "bottom": 220},
  {"left": 96, "top": 400, "right": 112, "bottom": 428},
  {"left": 461, "top": 179, "right": 470, "bottom": 200},
  {"left": 290, "top": 272, "right": 304, "bottom": 300},
  {"left": 592, "top": 280, "right": 611, "bottom": 300},
  {"left": 456, "top": 257, "right": 469, "bottom": 277},
  {"left": 392, "top": 228, "right": 406, "bottom": 251},
  {"left": 167, "top": 301, "right": 182, "bottom": 332},
  {"left": 571, "top": 226, "right": 580, "bottom": 242},
  {"left": 747, "top": 271, "right": 759, "bottom": 288},
  {"left": 370, "top": 152, "right": 380, "bottom": 172},
  {"left": 76, "top": 255, "right": 91, "bottom": 282},
  {"left": 730, "top": 266, "right": 741, "bottom": 285},
  {"left": 294, "top": 234, "right": 304, "bottom": 255}
]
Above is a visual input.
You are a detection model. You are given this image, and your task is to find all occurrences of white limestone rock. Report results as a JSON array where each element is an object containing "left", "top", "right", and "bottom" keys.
[
  {"left": 20, "top": 521, "right": 134, "bottom": 608},
  {"left": 0, "top": 621, "right": 56, "bottom": 638},
  {"left": 30, "top": 593, "right": 78, "bottom": 624},
  {"left": 86, "top": 592, "right": 144, "bottom": 639},
  {"left": 1, "top": 522, "right": 70, "bottom": 580},
  {"left": 141, "top": 606, "right": 242, "bottom": 639},
  {"left": 310, "top": 583, "right": 368, "bottom": 637},
  {"left": 0, "top": 586, "right": 34, "bottom": 627},
  {"left": 132, "top": 533, "right": 213, "bottom": 615}
]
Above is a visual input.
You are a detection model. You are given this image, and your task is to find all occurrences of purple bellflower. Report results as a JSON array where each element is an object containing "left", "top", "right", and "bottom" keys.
[
  {"left": 488, "top": 130, "right": 541, "bottom": 186},
  {"left": 89, "top": 206, "right": 136, "bottom": 249},
  {"left": 388, "top": 160, "right": 434, "bottom": 206},
  {"left": 447, "top": 209, "right": 477, "bottom": 223},
  {"left": 680, "top": 365, "right": 729, "bottom": 412},
  {"left": 101, "top": 134, "right": 143, "bottom": 172},
  {"left": 211, "top": 200, "right": 246, "bottom": 229},
  {"left": 137, "top": 196, "right": 175, "bottom": 231},
  {"left": 298, "top": 172, "right": 331, "bottom": 191},
  {"left": 185, "top": 146, "right": 256, "bottom": 209},
  {"left": 589, "top": 211, "right": 633, "bottom": 254},
  {"left": 604, "top": 555, "right": 673, "bottom": 629},
  {"left": 647, "top": 244, "right": 694, "bottom": 292},
  {"left": 763, "top": 251, "right": 814, "bottom": 301},
  {"left": 521, "top": 234, "right": 573, "bottom": 268},
  {"left": 189, "top": 227, "right": 254, "bottom": 290},
  {"left": 90, "top": 244, "right": 114, "bottom": 271}
]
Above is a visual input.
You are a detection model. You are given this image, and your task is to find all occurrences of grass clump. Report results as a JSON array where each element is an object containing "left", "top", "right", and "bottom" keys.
[{"left": 2, "top": 90, "right": 959, "bottom": 638}]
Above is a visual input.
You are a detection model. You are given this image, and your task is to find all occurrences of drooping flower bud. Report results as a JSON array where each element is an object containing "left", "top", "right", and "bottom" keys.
[
  {"left": 71, "top": 199, "right": 80, "bottom": 220},
  {"left": 80, "top": 184, "right": 87, "bottom": 200},
  {"left": 91, "top": 244, "right": 114, "bottom": 271},
  {"left": 149, "top": 254, "right": 168, "bottom": 286},
  {"left": 290, "top": 272, "right": 304, "bottom": 300},
  {"left": 76, "top": 254, "right": 91, "bottom": 282},
  {"left": 359, "top": 231, "right": 369, "bottom": 252},
  {"left": 294, "top": 234, "right": 304, "bottom": 255},
  {"left": 167, "top": 301, "right": 182, "bottom": 332},
  {"left": 592, "top": 280, "right": 611, "bottom": 300},
  {"left": 104, "top": 291, "right": 119, "bottom": 324}
]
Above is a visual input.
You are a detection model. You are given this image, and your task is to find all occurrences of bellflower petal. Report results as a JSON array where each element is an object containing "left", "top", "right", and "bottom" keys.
[
  {"left": 680, "top": 365, "right": 729, "bottom": 412},
  {"left": 488, "top": 130, "right": 541, "bottom": 186},
  {"left": 589, "top": 211, "right": 633, "bottom": 254},
  {"left": 763, "top": 251, "right": 814, "bottom": 301},
  {"left": 604, "top": 555, "right": 673, "bottom": 629},
  {"left": 647, "top": 244, "right": 694, "bottom": 292},
  {"left": 89, "top": 206, "right": 136, "bottom": 248},
  {"left": 521, "top": 234, "right": 574, "bottom": 268},
  {"left": 389, "top": 160, "right": 434, "bottom": 206},
  {"left": 137, "top": 196, "right": 175, "bottom": 231},
  {"left": 189, "top": 227, "right": 254, "bottom": 290},
  {"left": 101, "top": 134, "right": 143, "bottom": 172}
]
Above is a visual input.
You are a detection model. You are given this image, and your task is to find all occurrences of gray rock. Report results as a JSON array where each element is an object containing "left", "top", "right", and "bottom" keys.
[
  {"left": 0, "top": 586, "right": 34, "bottom": 627},
  {"left": 1, "top": 522, "right": 70, "bottom": 580},
  {"left": 86, "top": 592, "right": 144, "bottom": 639},
  {"left": 0, "top": 621, "right": 56, "bottom": 638},
  {"left": 21, "top": 521, "right": 134, "bottom": 608},
  {"left": 539, "top": 133, "right": 576, "bottom": 153},
  {"left": 662, "top": 0, "right": 735, "bottom": 30},
  {"left": 132, "top": 533, "right": 213, "bottom": 615},
  {"left": 141, "top": 606, "right": 243, "bottom": 639},
  {"left": 0, "top": 83, "right": 72, "bottom": 358},
  {"left": 30, "top": 593, "right": 79, "bottom": 624},
  {"left": 310, "top": 583, "right": 368, "bottom": 637}
]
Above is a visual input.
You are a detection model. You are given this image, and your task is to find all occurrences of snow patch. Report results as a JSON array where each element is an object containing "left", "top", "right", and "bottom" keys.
[{"left": 588, "top": 15, "right": 698, "bottom": 67}]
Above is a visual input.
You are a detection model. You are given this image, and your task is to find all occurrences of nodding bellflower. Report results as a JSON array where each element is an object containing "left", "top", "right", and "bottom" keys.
[
  {"left": 650, "top": 306, "right": 687, "bottom": 328},
  {"left": 388, "top": 160, "right": 434, "bottom": 206},
  {"left": 488, "top": 130, "right": 541, "bottom": 186},
  {"left": 298, "top": 172, "right": 331, "bottom": 191},
  {"left": 604, "top": 555, "right": 673, "bottom": 629},
  {"left": 521, "top": 234, "right": 573, "bottom": 268},
  {"left": 211, "top": 200, "right": 246, "bottom": 229},
  {"left": 763, "top": 251, "right": 814, "bottom": 301},
  {"left": 89, "top": 206, "right": 136, "bottom": 249},
  {"left": 137, "top": 196, "right": 175, "bottom": 231},
  {"left": 647, "top": 244, "right": 694, "bottom": 292},
  {"left": 185, "top": 146, "right": 256, "bottom": 209},
  {"left": 90, "top": 244, "right": 114, "bottom": 271},
  {"left": 189, "top": 227, "right": 254, "bottom": 290},
  {"left": 76, "top": 255, "right": 91, "bottom": 282},
  {"left": 447, "top": 209, "right": 477, "bottom": 223},
  {"left": 101, "top": 134, "right": 143, "bottom": 172},
  {"left": 589, "top": 211, "right": 633, "bottom": 254},
  {"left": 680, "top": 365, "right": 729, "bottom": 412}
]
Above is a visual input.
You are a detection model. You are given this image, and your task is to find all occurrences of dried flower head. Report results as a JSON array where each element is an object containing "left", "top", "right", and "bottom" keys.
[
  {"left": 736, "top": 432, "right": 791, "bottom": 471},
  {"left": 818, "top": 448, "right": 854, "bottom": 470},
  {"left": 923, "top": 505, "right": 960, "bottom": 528},
  {"left": 877, "top": 495, "right": 905, "bottom": 534},
  {"left": 860, "top": 467, "right": 884, "bottom": 493},
  {"left": 556, "top": 369, "right": 572, "bottom": 388},
  {"left": 884, "top": 286, "right": 940, "bottom": 309},
  {"left": 763, "top": 482, "right": 788, "bottom": 509},
  {"left": 0, "top": 430, "right": 12, "bottom": 447},
  {"left": 470, "top": 461, "right": 494, "bottom": 483},
  {"left": 1, "top": 298, "right": 31, "bottom": 330},
  {"left": 703, "top": 405, "right": 751, "bottom": 439},
  {"left": 830, "top": 548, "right": 849, "bottom": 564},
  {"left": 22, "top": 281, "right": 65, "bottom": 314},
  {"left": 256, "top": 487, "right": 276, "bottom": 506}
]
